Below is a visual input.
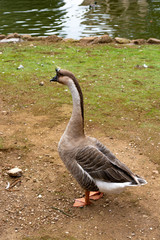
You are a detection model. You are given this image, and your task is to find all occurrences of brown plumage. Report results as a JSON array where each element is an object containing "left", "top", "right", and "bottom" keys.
[{"left": 50, "top": 68, "right": 147, "bottom": 207}]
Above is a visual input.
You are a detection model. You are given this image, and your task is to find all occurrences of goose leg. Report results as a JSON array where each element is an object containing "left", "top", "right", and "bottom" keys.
[
  {"left": 73, "top": 190, "right": 92, "bottom": 207},
  {"left": 73, "top": 191, "right": 103, "bottom": 207}
]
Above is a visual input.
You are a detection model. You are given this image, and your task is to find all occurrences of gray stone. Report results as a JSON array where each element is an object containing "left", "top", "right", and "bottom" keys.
[
  {"left": 79, "top": 36, "right": 97, "bottom": 44},
  {"left": 21, "top": 34, "right": 32, "bottom": 40},
  {"left": 147, "top": 38, "right": 160, "bottom": 44},
  {"left": 92, "top": 35, "right": 113, "bottom": 44},
  {"left": 45, "top": 35, "right": 63, "bottom": 42},
  {"left": 0, "top": 34, "right": 6, "bottom": 40},
  {"left": 132, "top": 39, "right": 146, "bottom": 45},
  {"left": 6, "top": 33, "right": 21, "bottom": 39},
  {"left": 7, "top": 167, "right": 23, "bottom": 177},
  {"left": 115, "top": 37, "right": 131, "bottom": 44},
  {"left": 0, "top": 38, "right": 22, "bottom": 43}
]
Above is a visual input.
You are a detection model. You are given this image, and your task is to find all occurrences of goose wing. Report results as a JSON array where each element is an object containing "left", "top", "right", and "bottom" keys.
[
  {"left": 76, "top": 145, "right": 137, "bottom": 185},
  {"left": 95, "top": 140, "right": 147, "bottom": 185},
  {"left": 95, "top": 140, "right": 134, "bottom": 175}
]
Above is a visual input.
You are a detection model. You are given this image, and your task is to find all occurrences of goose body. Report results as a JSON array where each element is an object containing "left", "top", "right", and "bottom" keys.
[{"left": 50, "top": 68, "right": 147, "bottom": 206}]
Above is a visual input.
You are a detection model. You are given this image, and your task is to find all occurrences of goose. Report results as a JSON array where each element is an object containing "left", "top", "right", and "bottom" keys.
[{"left": 50, "top": 68, "right": 147, "bottom": 207}]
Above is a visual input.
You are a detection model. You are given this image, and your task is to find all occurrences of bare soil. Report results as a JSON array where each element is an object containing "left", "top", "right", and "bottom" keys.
[{"left": 0, "top": 99, "right": 160, "bottom": 240}]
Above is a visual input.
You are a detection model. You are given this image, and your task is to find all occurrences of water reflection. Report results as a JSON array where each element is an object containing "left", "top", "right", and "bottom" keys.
[
  {"left": 0, "top": 0, "right": 65, "bottom": 36},
  {"left": 0, "top": 0, "right": 160, "bottom": 39},
  {"left": 98, "top": 0, "right": 149, "bottom": 38},
  {"left": 47, "top": 0, "right": 87, "bottom": 38}
]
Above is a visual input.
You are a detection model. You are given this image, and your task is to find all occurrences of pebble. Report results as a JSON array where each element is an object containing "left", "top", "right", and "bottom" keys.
[
  {"left": 2, "top": 111, "right": 8, "bottom": 115},
  {"left": 37, "top": 194, "right": 42, "bottom": 199},
  {"left": 143, "top": 64, "right": 148, "bottom": 68},
  {"left": 152, "top": 170, "right": 159, "bottom": 175},
  {"left": 99, "top": 211, "right": 104, "bottom": 216},
  {"left": 17, "top": 64, "right": 24, "bottom": 70},
  {"left": 7, "top": 167, "right": 23, "bottom": 177},
  {"left": 39, "top": 81, "right": 44, "bottom": 86}
]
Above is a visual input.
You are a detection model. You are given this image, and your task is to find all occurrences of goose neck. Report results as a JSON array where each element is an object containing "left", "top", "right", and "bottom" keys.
[{"left": 65, "top": 80, "right": 84, "bottom": 138}]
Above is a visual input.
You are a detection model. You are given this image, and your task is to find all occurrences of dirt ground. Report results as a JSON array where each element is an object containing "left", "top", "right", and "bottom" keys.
[{"left": 0, "top": 97, "right": 160, "bottom": 240}]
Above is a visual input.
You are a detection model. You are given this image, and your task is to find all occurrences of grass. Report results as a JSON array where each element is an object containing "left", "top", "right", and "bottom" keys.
[{"left": 0, "top": 41, "right": 160, "bottom": 164}]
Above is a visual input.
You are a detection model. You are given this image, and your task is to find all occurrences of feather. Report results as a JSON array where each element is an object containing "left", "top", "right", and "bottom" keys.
[{"left": 50, "top": 69, "right": 147, "bottom": 205}]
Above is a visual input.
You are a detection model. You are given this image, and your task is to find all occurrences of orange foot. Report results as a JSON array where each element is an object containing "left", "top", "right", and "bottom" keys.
[
  {"left": 73, "top": 197, "right": 92, "bottom": 207},
  {"left": 73, "top": 191, "right": 103, "bottom": 207},
  {"left": 89, "top": 191, "right": 104, "bottom": 200}
]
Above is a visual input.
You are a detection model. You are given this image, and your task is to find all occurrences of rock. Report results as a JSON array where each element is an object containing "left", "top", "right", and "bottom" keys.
[
  {"left": 37, "top": 194, "right": 42, "bottom": 198},
  {"left": 79, "top": 36, "right": 97, "bottom": 44},
  {"left": 115, "top": 37, "right": 131, "bottom": 44},
  {"left": 45, "top": 35, "right": 63, "bottom": 42},
  {"left": 1, "top": 111, "right": 8, "bottom": 115},
  {"left": 17, "top": 64, "right": 24, "bottom": 70},
  {"left": 152, "top": 170, "right": 159, "bottom": 175},
  {"left": 39, "top": 81, "right": 44, "bottom": 86},
  {"left": 0, "top": 34, "right": 6, "bottom": 40},
  {"left": 99, "top": 211, "right": 104, "bottom": 216},
  {"left": 6, "top": 33, "right": 21, "bottom": 39},
  {"left": 147, "top": 38, "right": 160, "bottom": 44},
  {"left": 36, "top": 37, "right": 45, "bottom": 41},
  {"left": 79, "top": 35, "right": 113, "bottom": 45},
  {"left": 27, "top": 36, "right": 45, "bottom": 41},
  {"left": 143, "top": 64, "right": 148, "bottom": 68},
  {"left": 132, "top": 39, "right": 146, "bottom": 45},
  {"left": 21, "top": 34, "right": 32, "bottom": 40},
  {"left": 63, "top": 38, "right": 78, "bottom": 43},
  {"left": 92, "top": 35, "right": 113, "bottom": 44},
  {"left": 135, "top": 64, "right": 147, "bottom": 69},
  {"left": 7, "top": 167, "right": 23, "bottom": 177},
  {"left": 0, "top": 38, "right": 22, "bottom": 43}
]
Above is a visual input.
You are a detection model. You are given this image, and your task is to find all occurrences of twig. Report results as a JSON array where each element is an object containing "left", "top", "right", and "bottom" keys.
[
  {"left": 5, "top": 179, "right": 21, "bottom": 191},
  {"left": 51, "top": 206, "right": 72, "bottom": 217}
]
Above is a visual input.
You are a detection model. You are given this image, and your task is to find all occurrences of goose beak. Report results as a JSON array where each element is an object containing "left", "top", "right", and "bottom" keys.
[
  {"left": 50, "top": 67, "right": 60, "bottom": 82},
  {"left": 50, "top": 75, "right": 58, "bottom": 82}
]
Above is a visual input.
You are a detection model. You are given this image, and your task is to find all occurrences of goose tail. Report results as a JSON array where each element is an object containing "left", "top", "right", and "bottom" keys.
[{"left": 131, "top": 175, "right": 147, "bottom": 186}]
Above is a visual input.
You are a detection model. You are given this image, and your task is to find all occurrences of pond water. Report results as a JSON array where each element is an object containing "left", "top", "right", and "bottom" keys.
[{"left": 0, "top": 0, "right": 160, "bottom": 39}]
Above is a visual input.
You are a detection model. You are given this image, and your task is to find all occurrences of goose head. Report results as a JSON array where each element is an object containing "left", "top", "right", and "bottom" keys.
[
  {"left": 50, "top": 68, "right": 84, "bottom": 121},
  {"left": 50, "top": 68, "right": 76, "bottom": 86}
]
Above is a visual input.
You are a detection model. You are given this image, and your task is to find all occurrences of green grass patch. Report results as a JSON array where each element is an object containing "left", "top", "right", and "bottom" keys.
[{"left": 0, "top": 42, "right": 160, "bottom": 164}]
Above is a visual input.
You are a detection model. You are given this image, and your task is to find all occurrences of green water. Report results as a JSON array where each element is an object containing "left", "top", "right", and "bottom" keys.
[{"left": 0, "top": 0, "right": 160, "bottom": 39}]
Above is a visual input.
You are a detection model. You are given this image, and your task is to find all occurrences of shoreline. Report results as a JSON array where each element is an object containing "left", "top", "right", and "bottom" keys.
[{"left": 0, "top": 33, "right": 160, "bottom": 45}]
